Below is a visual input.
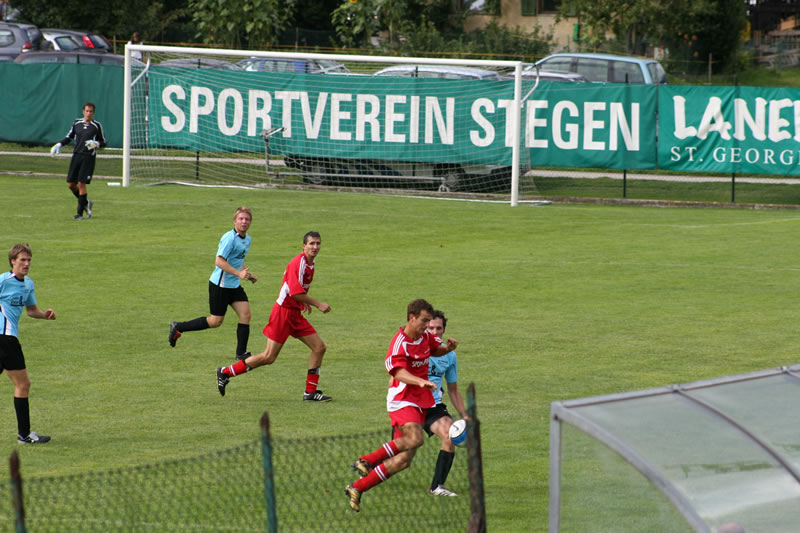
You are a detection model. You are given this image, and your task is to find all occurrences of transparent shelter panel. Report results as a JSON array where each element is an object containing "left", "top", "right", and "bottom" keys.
[
  {"left": 576, "top": 393, "right": 800, "bottom": 532},
  {"left": 559, "top": 423, "right": 694, "bottom": 533}
]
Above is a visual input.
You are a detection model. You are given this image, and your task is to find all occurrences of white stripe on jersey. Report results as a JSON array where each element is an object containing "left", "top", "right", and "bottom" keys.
[
  {"left": 0, "top": 304, "right": 9, "bottom": 335},
  {"left": 276, "top": 281, "right": 290, "bottom": 305},
  {"left": 297, "top": 256, "right": 307, "bottom": 287}
]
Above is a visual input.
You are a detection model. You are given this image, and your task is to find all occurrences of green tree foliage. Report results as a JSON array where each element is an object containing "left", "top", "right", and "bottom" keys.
[
  {"left": 188, "top": 0, "right": 297, "bottom": 49},
  {"left": 558, "top": 0, "right": 746, "bottom": 72},
  {"left": 12, "top": 0, "right": 189, "bottom": 44}
]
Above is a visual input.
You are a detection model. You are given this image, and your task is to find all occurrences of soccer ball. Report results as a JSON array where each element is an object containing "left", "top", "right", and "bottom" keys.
[{"left": 449, "top": 419, "right": 467, "bottom": 447}]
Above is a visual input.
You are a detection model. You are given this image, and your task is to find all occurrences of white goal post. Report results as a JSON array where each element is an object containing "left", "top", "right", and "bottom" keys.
[{"left": 123, "top": 44, "right": 533, "bottom": 205}]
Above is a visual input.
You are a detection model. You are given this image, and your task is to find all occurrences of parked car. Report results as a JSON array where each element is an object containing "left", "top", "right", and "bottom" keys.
[
  {"left": 156, "top": 58, "right": 243, "bottom": 70},
  {"left": 0, "top": 22, "right": 43, "bottom": 61},
  {"left": 500, "top": 69, "right": 589, "bottom": 83},
  {"left": 14, "top": 50, "right": 144, "bottom": 66},
  {"left": 373, "top": 64, "right": 501, "bottom": 80},
  {"left": 237, "top": 57, "right": 351, "bottom": 74},
  {"left": 533, "top": 53, "right": 668, "bottom": 84},
  {"left": 50, "top": 29, "right": 112, "bottom": 52},
  {"left": 40, "top": 30, "right": 83, "bottom": 51}
]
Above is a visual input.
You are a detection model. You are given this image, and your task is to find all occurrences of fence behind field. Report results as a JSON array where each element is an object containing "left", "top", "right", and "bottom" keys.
[{"left": 4, "top": 386, "right": 485, "bottom": 532}]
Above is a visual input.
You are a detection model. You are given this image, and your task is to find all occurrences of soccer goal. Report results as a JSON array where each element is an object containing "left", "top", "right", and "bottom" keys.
[{"left": 123, "top": 45, "right": 536, "bottom": 205}]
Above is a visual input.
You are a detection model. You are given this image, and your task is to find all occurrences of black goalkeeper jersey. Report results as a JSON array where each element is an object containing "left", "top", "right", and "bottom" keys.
[{"left": 58, "top": 118, "right": 107, "bottom": 155}]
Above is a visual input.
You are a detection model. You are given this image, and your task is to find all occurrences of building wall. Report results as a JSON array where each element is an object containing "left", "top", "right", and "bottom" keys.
[{"left": 461, "top": 0, "right": 579, "bottom": 55}]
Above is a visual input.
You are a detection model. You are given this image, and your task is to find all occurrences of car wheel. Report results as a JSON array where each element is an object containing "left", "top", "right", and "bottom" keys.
[
  {"left": 437, "top": 166, "right": 465, "bottom": 192},
  {"left": 301, "top": 159, "right": 329, "bottom": 185}
]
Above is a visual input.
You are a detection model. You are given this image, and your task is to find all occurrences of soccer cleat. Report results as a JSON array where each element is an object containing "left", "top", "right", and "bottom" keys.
[
  {"left": 303, "top": 390, "right": 332, "bottom": 402},
  {"left": 430, "top": 485, "right": 457, "bottom": 496},
  {"left": 235, "top": 351, "right": 251, "bottom": 362},
  {"left": 352, "top": 459, "right": 372, "bottom": 478},
  {"left": 73, "top": 214, "right": 83, "bottom": 220},
  {"left": 216, "top": 368, "right": 229, "bottom": 397},
  {"left": 86, "top": 200, "right": 94, "bottom": 218},
  {"left": 345, "top": 484, "right": 362, "bottom": 512},
  {"left": 168, "top": 322, "right": 181, "bottom": 347},
  {"left": 18, "top": 432, "right": 51, "bottom": 444}
]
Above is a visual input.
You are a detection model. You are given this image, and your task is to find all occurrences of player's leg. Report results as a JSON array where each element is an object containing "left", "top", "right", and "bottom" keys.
[
  {"left": 169, "top": 282, "right": 226, "bottom": 347},
  {"left": 230, "top": 297, "right": 251, "bottom": 359},
  {"left": 297, "top": 333, "right": 330, "bottom": 401},
  {"left": 3, "top": 337, "right": 49, "bottom": 444},
  {"left": 347, "top": 420, "right": 424, "bottom": 509},
  {"left": 75, "top": 156, "right": 94, "bottom": 218},
  {"left": 429, "top": 413, "right": 457, "bottom": 495},
  {"left": 66, "top": 158, "right": 83, "bottom": 219}
]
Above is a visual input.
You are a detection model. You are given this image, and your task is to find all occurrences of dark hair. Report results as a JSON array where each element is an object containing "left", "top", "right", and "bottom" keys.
[
  {"left": 407, "top": 298, "right": 433, "bottom": 319},
  {"left": 303, "top": 231, "right": 321, "bottom": 244},
  {"left": 83, "top": 102, "right": 96, "bottom": 111},
  {"left": 8, "top": 243, "right": 32, "bottom": 267},
  {"left": 431, "top": 309, "right": 447, "bottom": 330}
]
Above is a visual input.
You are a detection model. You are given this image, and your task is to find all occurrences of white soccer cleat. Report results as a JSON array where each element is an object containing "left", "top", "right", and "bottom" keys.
[{"left": 430, "top": 485, "right": 457, "bottom": 496}]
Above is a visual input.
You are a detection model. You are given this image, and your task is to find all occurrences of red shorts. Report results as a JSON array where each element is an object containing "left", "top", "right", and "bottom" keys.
[
  {"left": 263, "top": 302, "right": 316, "bottom": 344},
  {"left": 389, "top": 406, "right": 426, "bottom": 439}
]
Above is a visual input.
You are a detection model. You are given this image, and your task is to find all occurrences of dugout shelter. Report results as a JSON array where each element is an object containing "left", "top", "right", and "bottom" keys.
[{"left": 549, "top": 364, "right": 800, "bottom": 532}]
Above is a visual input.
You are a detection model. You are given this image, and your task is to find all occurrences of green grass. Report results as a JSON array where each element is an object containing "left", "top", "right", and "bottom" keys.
[{"left": 2, "top": 174, "right": 800, "bottom": 531}]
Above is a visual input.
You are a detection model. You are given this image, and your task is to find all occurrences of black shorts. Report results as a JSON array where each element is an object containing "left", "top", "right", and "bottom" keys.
[
  {"left": 208, "top": 281, "right": 248, "bottom": 316},
  {"left": 66, "top": 153, "right": 96, "bottom": 184},
  {"left": 0, "top": 335, "right": 26, "bottom": 373},
  {"left": 424, "top": 402, "right": 452, "bottom": 437}
]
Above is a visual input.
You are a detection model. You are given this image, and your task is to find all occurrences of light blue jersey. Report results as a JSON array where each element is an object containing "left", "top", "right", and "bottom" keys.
[
  {"left": 209, "top": 229, "right": 251, "bottom": 288},
  {"left": 428, "top": 350, "right": 458, "bottom": 405},
  {"left": 0, "top": 271, "right": 36, "bottom": 338}
]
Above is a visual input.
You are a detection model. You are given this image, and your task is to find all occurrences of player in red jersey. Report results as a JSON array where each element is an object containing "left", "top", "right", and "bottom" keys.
[
  {"left": 345, "top": 298, "right": 458, "bottom": 511},
  {"left": 214, "top": 232, "right": 332, "bottom": 401}
]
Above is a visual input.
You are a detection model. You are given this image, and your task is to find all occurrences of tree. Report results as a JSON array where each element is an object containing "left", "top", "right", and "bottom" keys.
[
  {"left": 12, "top": 0, "right": 191, "bottom": 44},
  {"left": 189, "top": 0, "right": 297, "bottom": 49},
  {"left": 557, "top": 0, "right": 747, "bottom": 72}
]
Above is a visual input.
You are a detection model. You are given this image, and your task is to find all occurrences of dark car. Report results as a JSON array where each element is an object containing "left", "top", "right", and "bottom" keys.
[
  {"left": 48, "top": 29, "right": 112, "bottom": 52},
  {"left": 237, "top": 57, "right": 350, "bottom": 74},
  {"left": 0, "top": 22, "right": 43, "bottom": 61},
  {"left": 156, "top": 58, "right": 243, "bottom": 70},
  {"left": 14, "top": 50, "right": 144, "bottom": 66}
]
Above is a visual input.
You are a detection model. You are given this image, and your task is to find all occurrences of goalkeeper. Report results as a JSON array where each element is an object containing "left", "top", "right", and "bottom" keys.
[{"left": 50, "top": 102, "right": 106, "bottom": 220}]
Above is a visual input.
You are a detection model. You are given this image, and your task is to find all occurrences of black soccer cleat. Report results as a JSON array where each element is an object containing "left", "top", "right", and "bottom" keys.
[
  {"left": 73, "top": 214, "right": 83, "bottom": 220},
  {"left": 169, "top": 321, "right": 181, "bottom": 347},
  {"left": 216, "top": 368, "right": 229, "bottom": 397},
  {"left": 352, "top": 459, "right": 372, "bottom": 478},
  {"left": 303, "top": 390, "right": 332, "bottom": 402},
  {"left": 18, "top": 432, "right": 51, "bottom": 444},
  {"left": 345, "top": 484, "right": 362, "bottom": 512},
  {"left": 235, "top": 351, "right": 251, "bottom": 362}
]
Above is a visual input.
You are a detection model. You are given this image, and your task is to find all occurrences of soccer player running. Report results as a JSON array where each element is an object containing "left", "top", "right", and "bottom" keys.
[
  {"left": 50, "top": 102, "right": 106, "bottom": 220},
  {"left": 424, "top": 309, "right": 467, "bottom": 496},
  {"left": 1, "top": 244, "right": 56, "bottom": 444},
  {"left": 169, "top": 207, "right": 258, "bottom": 359},
  {"left": 215, "top": 231, "right": 332, "bottom": 402},
  {"left": 345, "top": 299, "right": 458, "bottom": 512}
]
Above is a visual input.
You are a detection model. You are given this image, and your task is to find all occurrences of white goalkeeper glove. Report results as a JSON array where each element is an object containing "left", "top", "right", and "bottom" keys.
[
  {"left": 50, "top": 143, "right": 61, "bottom": 156},
  {"left": 85, "top": 139, "right": 100, "bottom": 150}
]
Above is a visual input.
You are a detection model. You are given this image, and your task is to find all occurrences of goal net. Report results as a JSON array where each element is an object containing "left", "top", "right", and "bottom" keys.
[{"left": 123, "top": 45, "right": 536, "bottom": 202}]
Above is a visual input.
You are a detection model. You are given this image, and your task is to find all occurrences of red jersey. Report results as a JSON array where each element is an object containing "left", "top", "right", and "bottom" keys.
[
  {"left": 275, "top": 253, "right": 314, "bottom": 311},
  {"left": 385, "top": 328, "right": 443, "bottom": 412}
]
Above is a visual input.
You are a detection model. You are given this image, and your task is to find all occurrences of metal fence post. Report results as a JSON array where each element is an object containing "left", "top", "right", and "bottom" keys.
[
  {"left": 10, "top": 451, "right": 25, "bottom": 533},
  {"left": 260, "top": 412, "right": 278, "bottom": 533},
  {"left": 466, "top": 383, "right": 486, "bottom": 533}
]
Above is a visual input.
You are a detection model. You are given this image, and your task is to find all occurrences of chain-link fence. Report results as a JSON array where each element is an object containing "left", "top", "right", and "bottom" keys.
[{"left": 2, "top": 404, "right": 483, "bottom": 532}]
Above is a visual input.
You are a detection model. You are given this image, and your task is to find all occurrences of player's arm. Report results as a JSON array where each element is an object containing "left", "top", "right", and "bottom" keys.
[
  {"left": 291, "top": 293, "right": 330, "bottom": 313},
  {"left": 215, "top": 256, "right": 256, "bottom": 282},
  {"left": 96, "top": 122, "right": 107, "bottom": 149},
  {"left": 26, "top": 305, "right": 55, "bottom": 320},
  {"left": 446, "top": 381, "right": 468, "bottom": 419},
  {"left": 432, "top": 338, "right": 458, "bottom": 357},
  {"left": 391, "top": 368, "right": 435, "bottom": 390}
]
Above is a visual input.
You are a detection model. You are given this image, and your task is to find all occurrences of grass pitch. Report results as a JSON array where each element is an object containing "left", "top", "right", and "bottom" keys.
[{"left": 1, "top": 175, "right": 799, "bottom": 531}]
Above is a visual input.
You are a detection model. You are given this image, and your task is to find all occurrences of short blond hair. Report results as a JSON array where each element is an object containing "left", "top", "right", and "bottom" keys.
[
  {"left": 8, "top": 243, "right": 32, "bottom": 267},
  {"left": 234, "top": 206, "right": 252, "bottom": 220}
]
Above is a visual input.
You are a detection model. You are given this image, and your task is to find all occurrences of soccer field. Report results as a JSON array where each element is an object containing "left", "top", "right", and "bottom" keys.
[{"left": 2, "top": 175, "right": 799, "bottom": 531}]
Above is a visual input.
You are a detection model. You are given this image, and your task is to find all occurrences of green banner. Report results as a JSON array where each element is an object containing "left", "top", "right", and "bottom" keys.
[
  {"left": 149, "top": 69, "right": 518, "bottom": 165},
  {"left": 659, "top": 85, "right": 800, "bottom": 175},
  {"left": 525, "top": 82, "right": 657, "bottom": 170},
  {"left": 0, "top": 63, "right": 124, "bottom": 147}
]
